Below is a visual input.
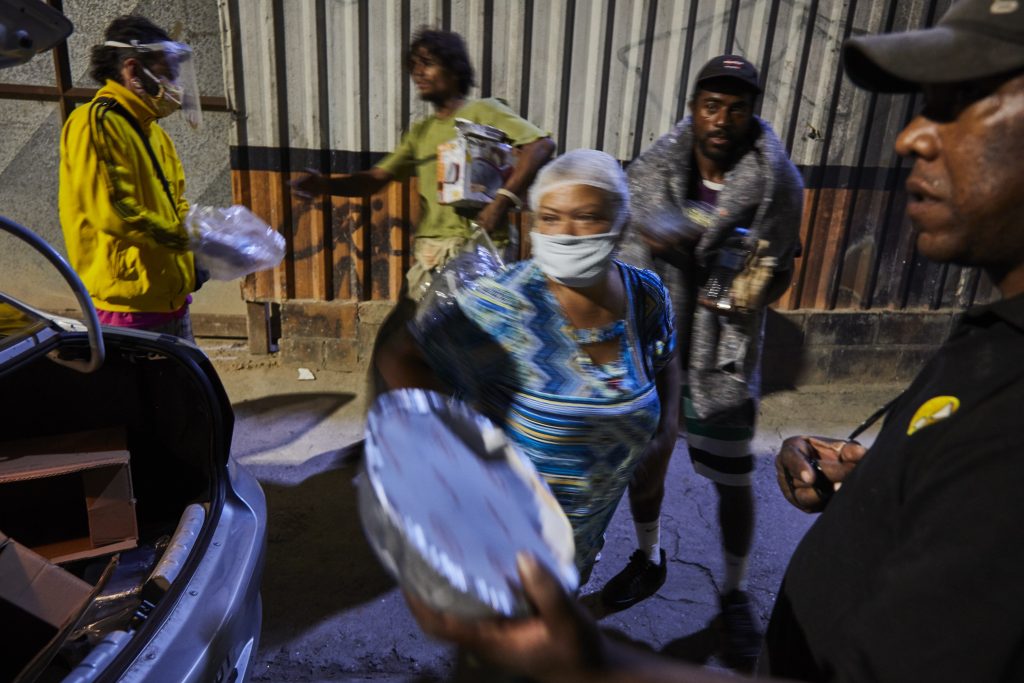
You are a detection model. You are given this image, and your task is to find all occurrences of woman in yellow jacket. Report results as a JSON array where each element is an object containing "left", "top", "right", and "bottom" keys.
[{"left": 59, "top": 15, "right": 203, "bottom": 341}]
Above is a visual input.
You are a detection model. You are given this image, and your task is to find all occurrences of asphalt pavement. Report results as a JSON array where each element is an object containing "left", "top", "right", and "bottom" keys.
[{"left": 202, "top": 340, "right": 902, "bottom": 682}]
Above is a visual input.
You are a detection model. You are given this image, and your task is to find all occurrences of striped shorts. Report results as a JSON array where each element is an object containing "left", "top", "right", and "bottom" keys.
[{"left": 682, "top": 385, "right": 756, "bottom": 487}]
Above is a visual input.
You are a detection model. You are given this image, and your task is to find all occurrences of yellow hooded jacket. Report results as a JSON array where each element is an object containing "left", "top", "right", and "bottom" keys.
[{"left": 59, "top": 79, "right": 195, "bottom": 313}]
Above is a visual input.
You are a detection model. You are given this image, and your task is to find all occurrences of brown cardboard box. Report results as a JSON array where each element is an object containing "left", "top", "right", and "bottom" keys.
[
  {"left": 0, "top": 531, "right": 94, "bottom": 681},
  {"left": 0, "top": 427, "right": 138, "bottom": 563}
]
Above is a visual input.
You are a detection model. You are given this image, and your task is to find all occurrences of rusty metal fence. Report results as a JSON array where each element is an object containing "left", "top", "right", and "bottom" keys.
[{"left": 225, "top": 0, "right": 988, "bottom": 313}]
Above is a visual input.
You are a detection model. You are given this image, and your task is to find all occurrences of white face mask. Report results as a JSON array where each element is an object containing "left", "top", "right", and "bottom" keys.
[{"left": 531, "top": 231, "right": 619, "bottom": 288}]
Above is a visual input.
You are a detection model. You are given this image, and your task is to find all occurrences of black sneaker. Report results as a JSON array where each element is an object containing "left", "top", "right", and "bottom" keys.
[
  {"left": 600, "top": 549, "right": 667, "bottom": 609},
  {"left": 718, "top": 589, "right": 761, "bottom": 671}
]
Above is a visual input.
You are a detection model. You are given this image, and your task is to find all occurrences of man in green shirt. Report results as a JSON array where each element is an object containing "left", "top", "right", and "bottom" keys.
[{"left": 294, "top": 28, "right": 553, "bottom": 299}]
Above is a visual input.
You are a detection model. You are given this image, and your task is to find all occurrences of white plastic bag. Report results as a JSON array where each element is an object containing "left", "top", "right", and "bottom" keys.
[{"left": 185, "top": 205, "right": 285, "bottom": 280}]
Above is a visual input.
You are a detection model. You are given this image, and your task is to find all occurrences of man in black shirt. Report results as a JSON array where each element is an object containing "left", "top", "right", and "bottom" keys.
[
  {"left": 401, "top": 1, "right": 1024, "bottom": 680},
  {"left": 762, "top": 0, "right": 1024, "bottom": 677}
]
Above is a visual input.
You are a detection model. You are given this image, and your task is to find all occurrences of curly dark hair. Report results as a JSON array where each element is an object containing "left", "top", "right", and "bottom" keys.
[
  {"left": 89, "top": 15, "right": 171, "bottom": 85},
  {"left": 407, "top": 28, "right": 475, "bottom": 96}
]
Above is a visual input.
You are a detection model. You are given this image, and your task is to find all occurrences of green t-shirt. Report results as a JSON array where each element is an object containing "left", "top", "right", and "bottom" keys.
[{"left": 375, "top": 98, "right": 549, "bottom": 239}]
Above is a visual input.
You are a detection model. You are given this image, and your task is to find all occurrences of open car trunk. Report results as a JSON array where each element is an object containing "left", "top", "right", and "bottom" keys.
[{"left": 0, "top": 331, "right": 233, "bottom": 682}]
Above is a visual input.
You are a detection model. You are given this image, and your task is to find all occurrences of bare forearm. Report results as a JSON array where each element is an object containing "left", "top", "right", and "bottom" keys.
[
  {"left": 648, "top": 359, "right": 681, "bottom": 461},
  {"left": 504, "top": 137, "right": 555, "bottom": 196},
  {"left": 655, "top": 353, "right": 681, "bottom": 441},
  {"left": 326, "top": 168, "right": 393, "bottom": 196},
  {"left": 650, "top": 242, "right": 694, "bottom": 271},
  {"left": 374, "top": 325, "right": 448, "bottom": 394},
  {"left": 291, "top": 166, "right": 393, "bottom": 200},
  {"left": 475, "top": 137, "right": 555, "bottom": 231},
  {"left": 628, "top": 353, "right": 680, "bottom": 518}
]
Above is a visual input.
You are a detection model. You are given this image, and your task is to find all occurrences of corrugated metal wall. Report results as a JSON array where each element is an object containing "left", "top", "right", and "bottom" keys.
[{"left": 226, "top": 0, "right": 989, "bottom": 311}]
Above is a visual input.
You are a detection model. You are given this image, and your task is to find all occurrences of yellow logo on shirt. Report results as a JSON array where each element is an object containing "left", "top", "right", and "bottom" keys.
[{"left": 907, "top": 396, "right": 960, "bottom": 436}]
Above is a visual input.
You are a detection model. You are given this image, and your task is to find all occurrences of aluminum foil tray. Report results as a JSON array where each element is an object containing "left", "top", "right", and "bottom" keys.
[{"left": 359, "top": 388, "right": 578, "bottom": 618}]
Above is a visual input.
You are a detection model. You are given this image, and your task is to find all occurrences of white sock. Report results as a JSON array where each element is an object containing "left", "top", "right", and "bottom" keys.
[
  {"left": 723, "top": 551, "right": 749, "bottom": 594},
  {"left": 634, "top": 518, "right": 661, "bottom": 564}
]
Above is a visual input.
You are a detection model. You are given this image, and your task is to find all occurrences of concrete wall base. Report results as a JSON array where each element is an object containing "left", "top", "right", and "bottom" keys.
[
  {"left": 264, "top": 302, "right": 957, "bottom": 387},
  {"left": 763, "top": 309, "right": 957, "bottom": 388},
  {"left": 274, "top": 300, "right": 396, "bottom": 373}
]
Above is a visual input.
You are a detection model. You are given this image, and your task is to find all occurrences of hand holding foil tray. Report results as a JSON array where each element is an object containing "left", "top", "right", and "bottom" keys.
[{"left": 358, "top": 389, "right": 578, "bottom": 618}]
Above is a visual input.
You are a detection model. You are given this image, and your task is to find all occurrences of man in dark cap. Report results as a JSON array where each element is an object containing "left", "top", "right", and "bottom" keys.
[
  {"left": 402, "top": 1, "right": 1024, "bottom": 680},
  {"left": 609, "top": 53, "right": 804, "bottom": 668},
  {"left": 764, "top": 0, "right": 1024, "bottom": 678}
]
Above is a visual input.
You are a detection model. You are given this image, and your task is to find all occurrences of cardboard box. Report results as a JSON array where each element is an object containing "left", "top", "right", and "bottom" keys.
[
  {"left": 0, "top": 427, "right": 138, "bottom": 563},
  {"left": 0, "top": 531, "right": 94, "bottom": 681},
  {"left": 437, "top": 119, "right": 513, "bottom": 209}
]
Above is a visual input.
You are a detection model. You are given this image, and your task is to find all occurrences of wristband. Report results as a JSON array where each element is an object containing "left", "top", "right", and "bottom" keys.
[{"left": 495, "top": 187, "right": 523, "bottom": 210}]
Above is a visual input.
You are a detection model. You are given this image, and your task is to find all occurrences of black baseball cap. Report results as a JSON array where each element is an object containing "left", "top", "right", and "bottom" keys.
[
  {"left": 844, "top": 0, "right": 1024, "bottom": 93},
  {"left": 694, "top": 54, "right": 762, "bottom": 94}
]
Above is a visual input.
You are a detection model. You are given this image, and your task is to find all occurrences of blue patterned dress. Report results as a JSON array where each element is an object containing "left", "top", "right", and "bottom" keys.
[{"left": 413, "top": 259, "right": 676, "bottom": 580}]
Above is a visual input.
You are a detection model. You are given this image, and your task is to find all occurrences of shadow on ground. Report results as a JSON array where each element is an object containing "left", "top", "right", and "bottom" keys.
[
  {"left": 250, "top": 444, "right": 397, "bottom": 652},
  {"left": 231, "top": 392, "right": 356, "bottom": 459},
  {"left": 659, "top": 623, "right": 720, "bottom": 665},
  {"left": 581, "top": 594, "right": 723, "bottom": 670}
]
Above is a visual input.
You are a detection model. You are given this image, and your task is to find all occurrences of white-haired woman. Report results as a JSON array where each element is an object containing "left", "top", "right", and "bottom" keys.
[{"left": 377, "top": 149, "right": 680, "bottom": 584}]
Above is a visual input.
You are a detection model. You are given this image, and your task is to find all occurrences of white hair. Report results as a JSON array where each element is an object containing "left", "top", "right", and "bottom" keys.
[{"left": 527, "top": 149, "right": 630, "bottom": 233}]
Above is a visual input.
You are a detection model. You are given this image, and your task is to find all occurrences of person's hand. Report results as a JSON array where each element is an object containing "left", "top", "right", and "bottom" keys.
[
  {"left": 290, "top": 168, "right": 329, "bottom": 202},
  {"left": 640, "top": 231, "right": 677, "bottom": 258},
  {"left": 775, "top": 436, "right": 867, "bottom": 513},
  {"left": 639, "top": 211, "right": 702, "bottom": 256},
  {"left": 639, "top": 230, "right": 695, "bottom": 270},
  {"left": 405, "top": 554, "right": 604, "bottom": 683},
  {"left": 475, "top": 194, "right": 513, "bottom": 234},
  {"left": 193, "top": 265, "right": 211, "bottom": 291}
]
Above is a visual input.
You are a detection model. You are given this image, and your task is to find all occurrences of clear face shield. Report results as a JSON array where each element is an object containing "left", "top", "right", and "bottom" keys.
[{"left": 104, "top": 39, "right": 202, "bottom": 128}]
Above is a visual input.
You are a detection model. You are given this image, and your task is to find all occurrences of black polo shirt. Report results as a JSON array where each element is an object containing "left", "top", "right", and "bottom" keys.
[{"left": 765, "top": 293, "right": 1024, "bottom": 682}]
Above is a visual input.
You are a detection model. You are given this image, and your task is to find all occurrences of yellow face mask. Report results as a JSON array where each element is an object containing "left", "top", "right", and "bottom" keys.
[{"left": 137, "top": 65, "right": 184, "bottom": 119}]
